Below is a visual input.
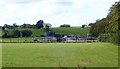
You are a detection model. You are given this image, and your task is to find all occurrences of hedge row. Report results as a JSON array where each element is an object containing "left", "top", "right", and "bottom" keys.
[{"left": 98, "top": 33, "right": 119, "bottom": 45}]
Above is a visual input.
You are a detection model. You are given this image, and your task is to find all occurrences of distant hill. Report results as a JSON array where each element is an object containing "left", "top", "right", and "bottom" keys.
[
  {"left": 51, "top": 27, "right": 90, "bottom": 36},
  {"left": 1, "top": 27, "right": 90, "bottom": 37},
  {"left": 30, "top": 27, "right": 90, "bottom": 36}
]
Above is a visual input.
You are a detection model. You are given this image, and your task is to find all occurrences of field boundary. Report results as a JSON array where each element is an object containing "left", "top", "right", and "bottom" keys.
[
  {"left": 0, "top": 41, "right": 99, "bottom": 43},
  {"left": 1, "top": 67, "right": 119, "bottom": 69}
]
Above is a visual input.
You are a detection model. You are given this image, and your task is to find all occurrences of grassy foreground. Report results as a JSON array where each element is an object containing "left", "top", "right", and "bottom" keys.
[{"left": 2, "top": 43, "right": 118, "bottom": 67}]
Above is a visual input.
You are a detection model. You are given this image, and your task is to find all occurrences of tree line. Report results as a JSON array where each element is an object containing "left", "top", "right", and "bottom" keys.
[
  {"left": 1, "top": 20, "right": 73, "bottom": 38},
  {"left": 2, "top": 20, "right": 51, "bottom": 29},
  {"left": 89, "top": 1, "right": 120, "bottom": 44},
  {"left": 1, "top": 20, "right": 51, "bottom": 38}
]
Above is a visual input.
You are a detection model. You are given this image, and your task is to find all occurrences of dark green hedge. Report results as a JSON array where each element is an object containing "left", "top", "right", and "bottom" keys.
[{"left": 98, "top": 33, "right": 119, "bottom": 44}]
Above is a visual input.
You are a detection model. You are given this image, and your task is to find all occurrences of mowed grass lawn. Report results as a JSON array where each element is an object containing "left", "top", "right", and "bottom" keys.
[{"left": 2, "top": 43, "right": 118, "bottom": 67}]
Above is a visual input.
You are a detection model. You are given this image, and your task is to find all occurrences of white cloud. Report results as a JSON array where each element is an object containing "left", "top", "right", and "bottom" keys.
[
  {"left": 0, "top": 0, "right": 119, "bottom": 27},
  {"left": 0, "top": 0, "right": 43, "bottom": 4}
]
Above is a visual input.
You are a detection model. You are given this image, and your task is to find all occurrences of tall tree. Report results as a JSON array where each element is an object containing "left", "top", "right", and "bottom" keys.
[
  {"left": 13, "top": 23, "right": 17, "bottom": 30},
  {"left": 43, "top": 23, "right": 52, "bottom": 32},
  {"left": 2, "top": 24, "right": 8, "bottom": 37},
  {"left": 36, "top": 20, "right": 44, "bottom": 29},
  {"left": 105, "top": 2, "right": 120, "bottom": 33},
  {"left": 90, "top": 1, "right": 120, "bottom": 37},
  {"left": 23, "top": 23, "right": 26, "bottom": 28},
  {"left": 89, "top": 1, "right": 120, "bottom": 44}
]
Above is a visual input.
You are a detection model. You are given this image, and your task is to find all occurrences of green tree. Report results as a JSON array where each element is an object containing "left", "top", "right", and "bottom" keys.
[
  {"left": 13, "top": 23, "right": 17, "bottom": 30},
  {"left": 21, "top": 30, "right": 32, "bottom": 37},
  {"left": 12, "top": 30, "right": 20, "bottom": 37},
  {"left": 36, "top": 20, "right": 44, "bottom": 29},
  {"left": 43, "top": 23, "right": 52, "bottom": 32},
  {"left": 90, "top": 1, "right": 120, "bottom": 44}
]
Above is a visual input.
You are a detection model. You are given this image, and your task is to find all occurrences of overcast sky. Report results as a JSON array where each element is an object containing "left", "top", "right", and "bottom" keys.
[{"left": 0, "top": 0, "right": 119, "bottom": 27}]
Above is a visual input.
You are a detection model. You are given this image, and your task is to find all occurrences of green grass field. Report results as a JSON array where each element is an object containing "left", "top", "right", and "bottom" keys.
[
  {"left": 1, "top": 37, "right": 38, "bottom": 43},
  {"left": 51, "top": 27, "right": 90, "bottom": 36},
  {"left": 2, "top": 43, "right": 118, "bottom": 67},
  {"left": 0, "top": 37, "right": 43, "bottom": 43}
]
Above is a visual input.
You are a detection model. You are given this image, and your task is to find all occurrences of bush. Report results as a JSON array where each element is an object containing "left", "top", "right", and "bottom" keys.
[
  {"left": 98, "top": 33, "right": 119, "bottom": 44},
  {"left": 21, "top": 30, "right": 32, "bottom": 37},
  {"left": 40, "top": 35, "right": 45, "bottom": 37},
  {"left": 60, "top": 24, "right": 70, "bottom": 27},
  {"left": 13, "top": 30, "right": 20, "bottom": 37},
  {"left": 82, "top": 25, "right": 86, "bottom": 28},
  {"left": 2, "top": 30, "right": 33, "bottom": 38},
  {"left": 2, "top": 35, "right": 13, "bottom": 38},
  {"left": 36, "top": 20, "right": 44, "bottom": 29}
]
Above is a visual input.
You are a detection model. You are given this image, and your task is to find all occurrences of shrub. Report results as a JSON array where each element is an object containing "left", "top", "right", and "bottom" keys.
[
  {"left": 98, "top": 33, "right": 119, "bottom": 44},
  {"left": 82, "top": 25, "right": 86, "bottom": 28},
  {"left": 13, "top": 30, "right": 20, "bottom": 37},
  {"left": 60, "top": 24, "right": 70, "bottom": 27},
  {"left": 21, "top": 30, "right": 32, "bottom": 37}
]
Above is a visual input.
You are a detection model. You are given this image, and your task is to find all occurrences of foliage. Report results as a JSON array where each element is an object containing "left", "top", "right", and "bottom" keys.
[
  {"left": 21, "top": 23, "right": 37, "bottom": 29},
  {"left": 90, "top": 1, "right": 120, "bottom": 44},
  {"left": 88, "top": 23, "right": 94, "bottom": 26},
  {"left": 2, "top": 33, "right": 8, "bottom": 38},
  {"left": 36, "top": 20, "right": 44, "bottom": 29},
  {"left": 12, "top": 30, "right": 20, "bottom": 37},
  {"left": 60, "top": 24, "right": 70, "bottom": 27},
  {"left": 43, "top": 23, "right": 52, "bottom": 32},
  {"left": 21, "top": 30, "right": 32, "bottom": 37},
  {"left": 105, "top": 2, "right": 119, "bottom": 33},
  {"left": 90, "top": 1, "right": 119, "bottom": 36},
  {"left": 82, "top": 24, "right": 87, "bottom": 28},
  {"left": 90, "top": 18, "right": 107, "bottom": 37},
  {"left": 22, "top": 23, "right": 27, "bottom": 28},
  {"left": 98, "top": 33, "right": 118, "bottom": 43},
  {"left": 4, "top": 24, "right": 8, "bottom": 28},
  {"left": 13, "top": 23, "right": 17, "bottom": 29},
  {"left": 2, "top": 27, "right": 5, "bottom": 31},
  {"left": 2, "top": 27, "right": 90, "bottom": 38},
  {"left": 2, "top": 27, "right": 9, "bottom": 38}
]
